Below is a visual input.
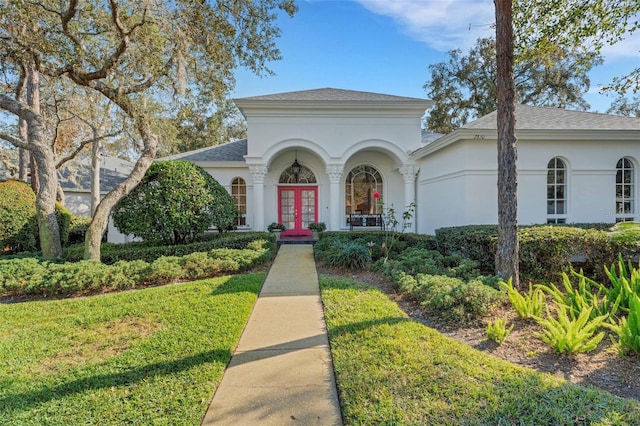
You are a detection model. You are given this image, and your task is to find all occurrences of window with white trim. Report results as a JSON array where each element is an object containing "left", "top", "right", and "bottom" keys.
[
  {"left": 616, "top": 157, "right": 635, "bottom": 222},
  {"left": 547, "top": 158, "right": 567, "bottom": 224},
  {"left": 345, "top": 165, "right": 383, "bottom": 224},
  {"left": 231, "top": 177, "right": 247, "bottom": 226}
]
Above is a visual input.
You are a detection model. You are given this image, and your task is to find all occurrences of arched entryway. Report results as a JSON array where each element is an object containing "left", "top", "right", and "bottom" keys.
[{"left": 278, "top": 161, "right": 318, "bottom": 235}]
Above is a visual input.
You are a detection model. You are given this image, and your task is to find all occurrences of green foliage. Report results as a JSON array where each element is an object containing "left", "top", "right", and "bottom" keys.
[
  {"left": 436, "top": 224, "right": 635, "bottom": 282},
  {"left": 307, "top": 222, "right": 326, "bottom": 232},
  {"left": 425, "top": 37, "right": 599, "bottom": 133},
  {"left": 435, "top": 225, "right": 498, "bottom": 273},
  {"left": 0, "top": 274, "right": 263, "bottom": 424},
  {"left": 380, "top": 202, "right": 415, "bottom": 262},
  {"left": 396, "top": 273, "right": 504, "bottom": 322},
  {"left": 608, "top": 293, "right": 640, "bottom": 355},
  {"left": 534, "top": 304, "right": 607, "bottom": 354},
  {"left": 382, "top": 248, "right": 480, "bottom": 281},
  {"left": 537, "top": 271, "right": 621, "bottom": 322},
  {"left": 500, "top": 278, "right": 546, "bottom": 319},
  {"left": 67, "top": 215, "right": 92, "bottom": 246},
  {"left": 321, "top": 276, "right": 640, "bottom": 424},
  {"left": 0, "top": 248, "right": 266, "bottom": 297},
  {"left": 197, "top": 165, "right": 237, "bottom": 232},
  {"left": 0, "top": 179, "right": 37, "bottom": 254},
  {"left": 320, "top": 239, "right": 370, "bottom": 270},
  {"left": 65, "top": 232, "right": 274, "bottom": 264},
  {"left": 112, "top": 161, "right": 232, "bottom": 244},
  {"left": 604, "top": 256, "right": 640, "bottom": 312},
  {"left": 267, "top": 222, "right": 286, "bottom": 232},
  {"left": 0, "top": 235, "right": 272, "bottom": 298},
  {"left": 486, "top": 316, "right": 514, "bottom": 345},
  {"left": 54, "top": 202, "right": 72, "bottom": 247}
]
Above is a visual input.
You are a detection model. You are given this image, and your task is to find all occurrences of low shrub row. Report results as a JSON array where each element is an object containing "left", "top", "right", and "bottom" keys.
[
  {"left": 0, "top": 242, "right": 271, "bottom": 298},
  {"left": 436, "top": 224, "right": 639, "bottom": 282},
  {"left": 317, "top": 231, "right": 436, "bottom": 263},
  {"left": 64, "top": 232, "right": 275, "bottom": 263}
]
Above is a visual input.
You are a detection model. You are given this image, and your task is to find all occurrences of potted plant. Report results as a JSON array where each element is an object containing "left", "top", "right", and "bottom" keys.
[
  {"left": 267, "top": 222, "right": 286, "bottom": 238},
  {"left": 307, "top": 222, "right": 326, "bottom": 239}
]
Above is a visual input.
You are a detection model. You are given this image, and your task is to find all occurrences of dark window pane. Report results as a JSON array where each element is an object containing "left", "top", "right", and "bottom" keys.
[
  {"left": 547, "top": 201, "right": 555, "bottom": 214},
  {"left": 557, "top": 201, "right": 565, "bottom": 214}
]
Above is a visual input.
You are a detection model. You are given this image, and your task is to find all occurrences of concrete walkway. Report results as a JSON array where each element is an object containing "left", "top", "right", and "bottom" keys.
[{"left": 201, "top": 244, "right": 343, "bottom": 425}]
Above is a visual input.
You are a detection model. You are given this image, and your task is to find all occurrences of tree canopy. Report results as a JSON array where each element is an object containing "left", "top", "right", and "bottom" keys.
[
  {"left": 515, "top": 0, "right": 639, "bottom": 94},
  {"left": 425, "top": 37, "right": 602, "bottom": 133},
  {"left": 0, "top": 0, "right": 296, "bottom": 259}
]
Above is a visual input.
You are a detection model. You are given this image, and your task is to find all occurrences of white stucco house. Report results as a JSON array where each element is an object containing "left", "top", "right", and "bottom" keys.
[
  {"left": 59, "top": 156, "right": 135, "bottom": 243},
  {"left": 162, "top": 88, "right": 639, "bottom": 236}
]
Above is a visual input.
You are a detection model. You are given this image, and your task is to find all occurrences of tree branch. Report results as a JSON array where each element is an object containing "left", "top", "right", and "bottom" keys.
[
  {"left": 0, "top": 130, "right": 29, "bottom": 149},
  {"left": 55, "top": 129, "right": 123, "bottom": 168}
]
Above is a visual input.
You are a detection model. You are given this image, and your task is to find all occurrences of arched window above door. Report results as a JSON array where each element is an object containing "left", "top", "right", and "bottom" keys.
[{"left": 279, "top": 164, "right": 317, "bottom": 183}]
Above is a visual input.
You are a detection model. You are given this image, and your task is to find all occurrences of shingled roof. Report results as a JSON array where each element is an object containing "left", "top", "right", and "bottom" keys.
[
  {"left": 59, "top": 156, "right": 133, "bottom": 192},
  {"left": 235, "top": 87, "right": 426, "bottom": 103},
  {"left": 159, "top": 139, "right": 247, "bottom": 162},
  {"left": 464, "top": 104, "right": 640, "bottom": 131}
]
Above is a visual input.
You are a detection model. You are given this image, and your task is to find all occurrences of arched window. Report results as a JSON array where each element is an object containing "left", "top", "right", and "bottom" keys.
[
  {"left": 547, "top": 158, "right": 567, "bottom": 223},
  {"left": 278, "top": 164, "right": 317, "bottom": 183},
  {"left": 231, "top": 177, "right": 246, "bottom": 226},
  {"left": 616, "top": 157, "right": 635, "bottom": 222},
  {"left": 345, "top": 165, "right": 383, "bottom": 222}
]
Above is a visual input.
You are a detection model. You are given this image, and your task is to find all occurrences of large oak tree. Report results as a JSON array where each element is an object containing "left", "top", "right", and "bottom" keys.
[{"left": 0, "top": 0, "right": 296, "bottom": 260}]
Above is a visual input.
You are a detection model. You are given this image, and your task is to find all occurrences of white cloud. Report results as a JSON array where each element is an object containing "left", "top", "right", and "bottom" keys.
[
  {"left": 355, "top": 0, "right": 640, "bottom": 59},
  {"left": 353, "top": 0, "right": 495, "bottom": 51}
]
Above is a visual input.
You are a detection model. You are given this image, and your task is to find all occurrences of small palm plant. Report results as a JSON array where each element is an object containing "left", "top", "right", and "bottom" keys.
[
  {"left": 500, "top": 278, "right": 545, "bottom": 319},
  {"left": 486, "top": 316, "right": 514, "bottom": 345},
  {"left": 534, "top": 304, "right": 607, "bottom": 355}
]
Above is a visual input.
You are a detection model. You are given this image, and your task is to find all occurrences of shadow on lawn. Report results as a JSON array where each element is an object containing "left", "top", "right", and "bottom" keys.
[
  {"left": 1, "top": 349, "right": 229, "bottom": 412},
  {"left": 210, "top": 273, "right": 264, "bottom": 296}
]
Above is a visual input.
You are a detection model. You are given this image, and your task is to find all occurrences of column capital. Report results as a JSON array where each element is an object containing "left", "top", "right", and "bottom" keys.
[
  {"left": 326, "top": 165, "right": 344, "bottom": 183},
  {"left": 248, "top": 165, "right": 269, "bottom": 183},
  {"left": 398, "top": 165, "right": 420, "bottom": 183}
]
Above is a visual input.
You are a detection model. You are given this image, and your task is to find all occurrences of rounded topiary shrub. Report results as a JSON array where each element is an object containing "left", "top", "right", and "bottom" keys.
[
  {"left": 0, "top": 179, "right": 37, "bottom": 253},
  {"left": 112, "top": 161, "right": 235, "bottom": 244},
  {"left": 197, "top": 166, "right": 237, "bottom": 232}
]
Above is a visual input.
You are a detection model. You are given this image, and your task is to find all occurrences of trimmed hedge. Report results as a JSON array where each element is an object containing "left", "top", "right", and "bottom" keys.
[
  {"left": 436, "top": 224, "right": 639, "bottom": 283},
  {"left": 65, "top": 232, "right": 275, "bottom": 263},
  {"left": 0, "top": 179, "right": 37, "bottom": 253},
  {"left": 0, "top": 244, "right": 272, "bottom": 298},
  {"left": 319, "top": 231, "right": 437, "bottom": 260}
]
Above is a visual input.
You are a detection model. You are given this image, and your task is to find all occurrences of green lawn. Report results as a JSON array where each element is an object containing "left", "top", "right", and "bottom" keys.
[
  {"left": 0, "top": 273, "right": 265, "bottom": 425},
  {"left": 321, "top": 275, "right": 640, "bottom": 425}
]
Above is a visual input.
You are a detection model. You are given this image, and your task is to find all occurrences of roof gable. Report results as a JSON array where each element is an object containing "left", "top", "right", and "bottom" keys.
[{"left": 235, "top": 87, "right": 426, "bottom": 103}]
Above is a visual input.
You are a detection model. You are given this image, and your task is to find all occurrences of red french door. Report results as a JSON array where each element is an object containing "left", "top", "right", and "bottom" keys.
[{"left": 278, "top": 186, "right": 317, "bottom": 236}]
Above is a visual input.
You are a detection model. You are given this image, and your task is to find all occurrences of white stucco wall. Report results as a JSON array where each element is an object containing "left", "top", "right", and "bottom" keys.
[{"left": 416, "top": 135, "right": 639, "bottom": 234}]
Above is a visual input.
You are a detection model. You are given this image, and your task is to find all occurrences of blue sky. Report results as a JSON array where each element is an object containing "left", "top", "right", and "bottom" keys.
[{"left": 232, "top": 0, "right": 640, "bottom": 115}]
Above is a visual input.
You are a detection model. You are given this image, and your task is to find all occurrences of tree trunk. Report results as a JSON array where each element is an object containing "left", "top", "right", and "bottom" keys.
[
  {"left": 18, "top": 147, "right": 29, "bottom": 181},
  {"left": 27, "top": 57, "right": 63, "bottom": 259},
  {"left": 84, "top": 117, "right": 157, "bottom": 260},
  {"left": 494, "top": 0, "right": 520, "bottom": 287}
]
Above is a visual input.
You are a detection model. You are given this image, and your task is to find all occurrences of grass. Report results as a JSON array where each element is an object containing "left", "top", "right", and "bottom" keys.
[
  {"left": 321, "top": 275, "right": 640, "bottom": 425},
  {"left": 610, "top": 222, "right": 640, "bottom": 244},
  {"left": 0, "top": 273, "right": 265, "bottom": 425}
]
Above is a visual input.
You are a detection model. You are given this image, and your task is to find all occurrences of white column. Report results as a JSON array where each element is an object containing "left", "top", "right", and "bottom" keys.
[
  {"left": 399, "top": 165, "right": 420, "bottom": 232},
  {"left": 326, "top": 165, "right": 344, "bottom": 231},
  {"left": 249, "top": 165, "right": 268, "bottom": 231}
]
